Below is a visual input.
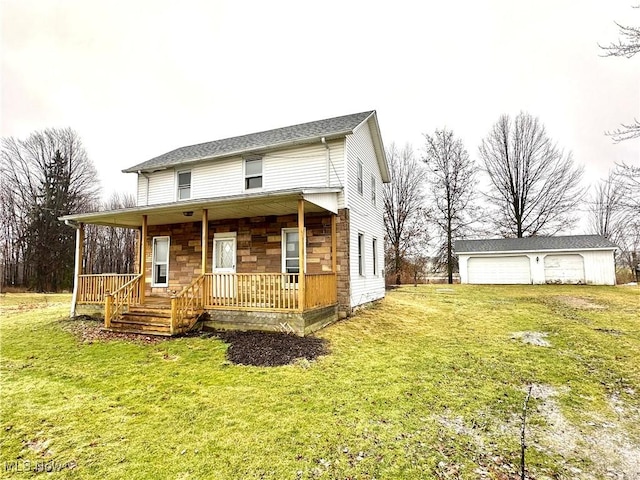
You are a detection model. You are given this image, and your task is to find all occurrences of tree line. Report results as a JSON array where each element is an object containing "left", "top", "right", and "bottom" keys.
[
  {"left": 384, "top": 12, "right": 639, "bottom": 285},
  {"left": 1, "top": 128, "right": 137, "bottom": 292},
  {"left": 383, "top": 112, "right": 639, "bottom": 285}
]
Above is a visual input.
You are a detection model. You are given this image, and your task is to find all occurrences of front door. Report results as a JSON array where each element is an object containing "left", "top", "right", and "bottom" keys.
[{"left": 213, "top": 233, "right": 236, "bottom": 297}]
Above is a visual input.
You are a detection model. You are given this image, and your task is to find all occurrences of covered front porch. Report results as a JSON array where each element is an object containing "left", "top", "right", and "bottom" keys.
[{"left": 64, "top": 189, "right": 345, "bottom": 336}]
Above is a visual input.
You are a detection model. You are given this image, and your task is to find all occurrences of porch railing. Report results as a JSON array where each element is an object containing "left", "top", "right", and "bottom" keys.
[
  {"left": 104, "top": 274, "right": 142, "bottom": 327},
  {"left": 78, "top": 274, "right": 139, "bottom": 304},
  {"left": 203, "top": 273, "right": 337, "bottom": 311},
  {"left": 171, "top": 274, "right": 205, "bottom": 334},
  {"left": 305, "top": 273, "right": 338, "bottom": 309}
]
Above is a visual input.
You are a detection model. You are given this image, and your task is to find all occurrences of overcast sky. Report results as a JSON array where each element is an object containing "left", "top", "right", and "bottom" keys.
[{"left": 2, "top": 0, "right": 638, "bottom": 232}]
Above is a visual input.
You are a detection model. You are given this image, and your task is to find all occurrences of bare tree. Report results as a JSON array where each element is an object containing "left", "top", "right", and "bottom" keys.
[
  {"left": 479, "top": 112, "right": 585, "bottom": 238},
  {"left": 1, "top": 128, "right": 100, "bottom": 291},
  {"left": 613, "top": 162, "right": 640, "bottom": 279},
  {"left": 589, "top": 172, "right": 625, "bottom": 243},
  {"left": 84, "top": 192, "right": 138, "bottom": 274},
  {"left": 383, "top": 143, "right": 429, "bottom": 285},
  {"left": 423, "top": 128, "right": 480, "bottom": 283},
  {"left": 600, "top": 6, "right": 640, "bottom": 142}
]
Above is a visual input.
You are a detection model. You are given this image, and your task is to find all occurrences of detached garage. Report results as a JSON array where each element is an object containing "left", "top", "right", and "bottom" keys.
[{"left": 455, "top": 235, "right": 617, "bottom": 285}]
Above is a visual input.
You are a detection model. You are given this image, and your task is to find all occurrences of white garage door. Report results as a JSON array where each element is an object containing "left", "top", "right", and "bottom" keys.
[
  {"left": 544, "top": 254, "right": 585, "bottom": 284},
  {"left": 467, "top": 256, "right": 531, "bottom": 284}
]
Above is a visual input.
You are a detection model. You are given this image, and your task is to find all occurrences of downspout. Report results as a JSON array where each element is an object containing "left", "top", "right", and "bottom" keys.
[
  {"left": 321, "top": 137, "right": 330, "bottom": 187},
  {"left": 138, "top": 170, "right": 150, "bottom": 206},
  {"left": 65, "top": 220, "right": 81, "bottom": 317}
]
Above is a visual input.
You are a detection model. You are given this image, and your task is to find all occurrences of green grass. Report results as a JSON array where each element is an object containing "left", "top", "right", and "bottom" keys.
[{"left": 1, "top": 285, "right": 639, "bottom": 479}]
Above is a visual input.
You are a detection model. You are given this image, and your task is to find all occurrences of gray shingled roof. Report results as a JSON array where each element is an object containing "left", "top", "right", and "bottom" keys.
[
  {"left": 123, "top": 111, "right": 374, "bottom": 173},
  {"left": 455, "top": 235, "right": 618, "bottom": 253}
]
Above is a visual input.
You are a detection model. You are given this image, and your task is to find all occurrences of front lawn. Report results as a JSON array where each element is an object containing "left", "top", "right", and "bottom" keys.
[{"left": 1, "top": 286, "right": 639, "bottom": 479}]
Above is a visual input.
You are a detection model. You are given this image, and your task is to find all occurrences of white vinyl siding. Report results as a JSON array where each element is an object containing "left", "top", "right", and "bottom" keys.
[
  {"left": 345, "top": 120, "right": 386, "bottom": 307},
  {"left": 137, "top": 175, "right": 148, "bottom": 206},
  {"left": 136, "top": 141, "right": 347, "bottom": 207},
  {"left": 146, "top": 170, "right": 175, "bottom": 205},
  {"left": 192, "top": 157, "right": 243, "bottom": 199}
]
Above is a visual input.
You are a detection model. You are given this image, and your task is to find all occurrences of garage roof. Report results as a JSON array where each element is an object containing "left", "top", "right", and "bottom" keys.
[{"left": 455, "top": 235, "right": 617, "bottom": 254}]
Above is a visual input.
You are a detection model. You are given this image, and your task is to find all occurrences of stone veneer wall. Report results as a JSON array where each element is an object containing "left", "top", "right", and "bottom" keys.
[
  {"left": 336, "top": 208, "right": 351, "bottom": 318},
  {"left": 143, "top": 210, "right": 351, "bottom": 311}
]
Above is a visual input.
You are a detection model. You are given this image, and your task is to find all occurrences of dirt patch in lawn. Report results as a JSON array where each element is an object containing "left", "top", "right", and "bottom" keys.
[
  {"left": 212, "top": 330, "right": 329, "bottom": 367},
  {"left": 554, "top": 296, "right": 607, "bottom": 310}
]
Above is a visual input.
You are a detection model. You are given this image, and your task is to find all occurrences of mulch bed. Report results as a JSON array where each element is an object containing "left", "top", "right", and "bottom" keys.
[
  {"left": 61, "top": 317, "right": 329, "bottom": 366},
  {"left": 211, "top": 330, "right": 329, "bottom": 367}
]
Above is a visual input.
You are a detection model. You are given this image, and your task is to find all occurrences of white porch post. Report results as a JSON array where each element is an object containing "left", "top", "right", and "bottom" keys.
[{"left": 70, "top": 222, "right": 84, "bottom": 317}]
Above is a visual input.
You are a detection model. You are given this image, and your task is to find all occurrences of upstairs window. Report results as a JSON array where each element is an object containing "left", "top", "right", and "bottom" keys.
[
  {"left": 357, "top": 160, "right": 363, "bottom": 195},
  {"left": 371, "top": 175, "right": 376, "bottom": 206},
  {"left": 245, "top": 157, "right": 263, "bottom": 190},
  {"left": 177, "top": 171, "right": 191, "bottom": 200}
]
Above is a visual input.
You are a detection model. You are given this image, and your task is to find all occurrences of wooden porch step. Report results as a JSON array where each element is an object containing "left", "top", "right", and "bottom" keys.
[
  {"left": 107, "top": 319, "right": 171, "bottom": 335},
  {"left": 127, "top": 307, "right": 172, "bottom": 317},
  {"left": 117, "top": 315, "right": 171, "bottom": 327},
  {"left": 102, "top": 327, "right": 173, "bottom": 337}
]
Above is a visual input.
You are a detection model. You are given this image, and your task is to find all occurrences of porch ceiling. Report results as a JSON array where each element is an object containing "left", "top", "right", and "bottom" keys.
[{"left": 60, "top": 188, "right": 341, "bottom": 228}]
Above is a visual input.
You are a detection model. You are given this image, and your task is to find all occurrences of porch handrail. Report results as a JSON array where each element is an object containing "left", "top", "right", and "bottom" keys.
[
  {"left": 105, "top": 274, "right": 142, "bottom": 328},
  {"left": 171, "top": 274, "right": 206, "bottom": 334},
  {"left": 78, "top": 273, "right": 139, "bottom": 304}
]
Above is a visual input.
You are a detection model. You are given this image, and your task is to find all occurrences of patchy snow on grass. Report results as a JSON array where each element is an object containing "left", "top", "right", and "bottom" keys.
[
  {"left": 510, "top": 331, "right": 551, "bottom": 347},
  {"left": 528, "top": 384, "right": 640, "bottom": 480}
]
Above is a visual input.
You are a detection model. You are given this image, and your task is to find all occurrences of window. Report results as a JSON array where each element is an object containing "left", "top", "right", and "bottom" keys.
[
  {"left": 245, "top": 157, "right": 263, "bottom": 189},
  {"left": 282, "top": 228, "right": 305, "bottom": 274},
  {"left": 358, "top": 233, "right": 364, "bottom": 276},
  {"left": 152, "top": 237, "right": 170, "bottom": 287},
  {"left": 357, "top": 160, "right": 363, "bottom": 195},
  {"left": 371, "top": 175, "right": 376, "bottom": 206},
  {"left": 177, "top": 171, "right": 191, "bottom": 200},
  {"left": 372, "top": 237, "right": 378, "bottom": 276}
]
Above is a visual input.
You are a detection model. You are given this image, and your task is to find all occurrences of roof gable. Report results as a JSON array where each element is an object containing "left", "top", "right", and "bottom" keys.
[
  {"left": 455, "top": 235, "right": 618, "bottom": 254},
  {"left": 124, "top": 111, "right": 376, "bottom": 173}
]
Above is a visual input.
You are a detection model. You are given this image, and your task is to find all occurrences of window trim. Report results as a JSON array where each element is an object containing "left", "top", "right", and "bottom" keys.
[
  {"left": 358, "top": 232, "right": 365, "bottom": 276},
  {"left": 152, "top": 236, "right": 170, "bottom": 287},
  {"left": 357, "top": 160, "right": 363, "bottom": 195},
  {"left": 176, "top": 170, "right": 191, "bottom": 201},
  {"left": 244, "top": 156, "right": 263, "bottom": 191},
  {"left": 372, "top": 237, "right": 378, "bottom": 276},
  {"left": 281, "top": 227, "right": 306, "bottom": 274}
]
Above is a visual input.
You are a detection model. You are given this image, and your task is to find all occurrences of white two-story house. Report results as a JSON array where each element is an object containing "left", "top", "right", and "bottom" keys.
[{"left": 61, "top": 111, "right": 390, "bottom": 336}]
